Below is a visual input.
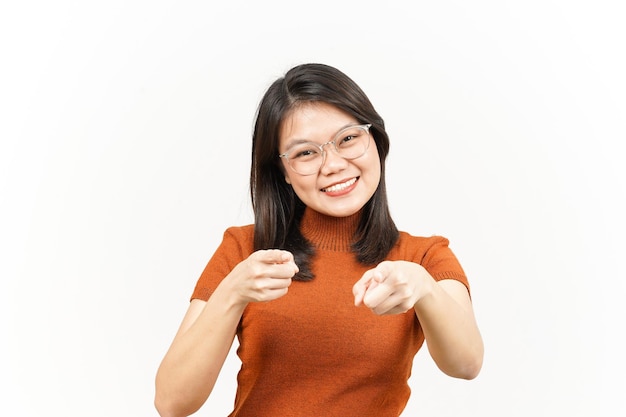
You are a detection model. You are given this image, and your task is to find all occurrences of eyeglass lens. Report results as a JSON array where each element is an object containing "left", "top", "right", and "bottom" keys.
[{"left": 285, "top": 125, "right": 370, "bottom": 175}]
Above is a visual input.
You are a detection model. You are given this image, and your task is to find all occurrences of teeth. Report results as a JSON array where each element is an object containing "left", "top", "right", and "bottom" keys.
[{"left": 322, "top": 178, "right": 357, "bottom": 192}]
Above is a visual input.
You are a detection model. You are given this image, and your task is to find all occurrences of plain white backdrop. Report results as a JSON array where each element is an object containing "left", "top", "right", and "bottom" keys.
[{"left": 1, "top": 1, "right": 624, "bottom": 416}]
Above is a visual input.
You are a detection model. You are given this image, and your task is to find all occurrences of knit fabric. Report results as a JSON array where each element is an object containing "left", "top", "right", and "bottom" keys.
[{"left": 192, "top": 208, "right": 469, "bottom": 417}]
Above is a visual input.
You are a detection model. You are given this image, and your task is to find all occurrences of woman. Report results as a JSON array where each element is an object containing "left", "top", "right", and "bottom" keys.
[{"left": 155, "top": 63, "right": 483, "bottom": 417}]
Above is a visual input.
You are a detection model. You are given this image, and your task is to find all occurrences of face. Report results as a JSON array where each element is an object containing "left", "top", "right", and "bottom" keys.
[{"left": 278, "top": 102, "right": 381, "bottom": 218}]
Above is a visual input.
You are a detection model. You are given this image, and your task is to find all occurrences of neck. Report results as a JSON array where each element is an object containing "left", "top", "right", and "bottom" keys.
[{"left": 300, "top": 208, "right": 361, "bottom": 252}]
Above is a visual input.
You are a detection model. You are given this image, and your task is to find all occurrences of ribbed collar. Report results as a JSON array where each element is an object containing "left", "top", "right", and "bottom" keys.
[{"left": 299, "top": 207, "right": 361, "bottom": 252}]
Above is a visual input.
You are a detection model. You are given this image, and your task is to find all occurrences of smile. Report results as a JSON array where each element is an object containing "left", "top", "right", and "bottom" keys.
[{"left": 321, "top": 177, "right": 358, "bottom": 193}]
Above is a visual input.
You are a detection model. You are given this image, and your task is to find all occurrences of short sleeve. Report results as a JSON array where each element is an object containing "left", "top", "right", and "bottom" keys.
[
  {"left": 190, "top": 225, "right": 255, "bottom": 301},
  {"left": 392, "top": 233, "right": 470, "bottom": 294}
]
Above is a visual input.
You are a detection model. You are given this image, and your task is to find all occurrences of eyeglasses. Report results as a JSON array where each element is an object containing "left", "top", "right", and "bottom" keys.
[{"left": 278, "top": 124, "right": 372, "bottom": 176}]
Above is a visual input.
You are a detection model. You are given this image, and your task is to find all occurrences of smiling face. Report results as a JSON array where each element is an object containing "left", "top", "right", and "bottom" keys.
[{"left": 278, "top": 102, "right": 381, "bottom": 218}]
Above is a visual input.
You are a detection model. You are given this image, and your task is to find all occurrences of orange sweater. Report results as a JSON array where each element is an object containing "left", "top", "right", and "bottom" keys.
[{"left": 192, "top": 208, "right": 469, "bottom": 417}]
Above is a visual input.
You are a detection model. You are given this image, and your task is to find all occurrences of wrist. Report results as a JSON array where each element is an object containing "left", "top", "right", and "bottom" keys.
[
  {"left": 213, "top": 278, "right": 249, "bottom": 314},
  {"left": 413, "top": 266, "right": 437, "bottom": 309}
]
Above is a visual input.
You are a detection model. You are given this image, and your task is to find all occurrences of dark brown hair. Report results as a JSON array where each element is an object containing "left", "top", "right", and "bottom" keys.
[{"left": 250, "top": 63, "right": 398, "bottom": 281}]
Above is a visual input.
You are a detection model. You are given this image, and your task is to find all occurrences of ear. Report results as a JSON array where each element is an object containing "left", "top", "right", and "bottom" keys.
[{"left": 285, "top": 176, "right": 291, "bottom": 185}]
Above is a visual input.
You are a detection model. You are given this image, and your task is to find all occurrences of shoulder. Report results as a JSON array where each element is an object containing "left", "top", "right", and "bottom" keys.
[
  {"left": 395, "top": 231, "right": 451, "bottom": 253},
  {"left": 391, "top": 231, "right": 457, "bottom": 266},
  {"left": 220, "top": 224, "right": 255, "bottom": 254},
  {"left": 223, "top": 224, "right": 254, "bottom": 239}
]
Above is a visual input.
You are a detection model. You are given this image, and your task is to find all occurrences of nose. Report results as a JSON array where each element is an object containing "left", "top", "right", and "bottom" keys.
[{"left": 319, "top": 143, "right": 348, "bottom": 175}]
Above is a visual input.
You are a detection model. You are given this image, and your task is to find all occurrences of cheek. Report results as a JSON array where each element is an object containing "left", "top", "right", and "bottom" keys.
[
  {"left": 289, "top": 177, "right": 319, "bottom": 200},
  {"left": 366, "top": 150, "right": 382, "bottom": 179}
]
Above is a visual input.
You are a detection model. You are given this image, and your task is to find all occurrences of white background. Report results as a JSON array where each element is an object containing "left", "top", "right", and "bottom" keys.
[{"left": 1, "top": 1, "right": 625, "bottom": 416}]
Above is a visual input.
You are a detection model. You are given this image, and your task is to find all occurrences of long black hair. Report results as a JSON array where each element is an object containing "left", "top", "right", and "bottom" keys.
[{"left": 250, "top": 63, "right": 398, "bottom": 281}]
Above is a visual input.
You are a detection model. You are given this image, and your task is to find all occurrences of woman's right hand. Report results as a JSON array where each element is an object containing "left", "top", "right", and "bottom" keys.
[
  {"left": 154, "top": 249, "right": 298, "bottom": 417},
  {"left": 223, "top": 249, "right": 299, "bottom": 305}
]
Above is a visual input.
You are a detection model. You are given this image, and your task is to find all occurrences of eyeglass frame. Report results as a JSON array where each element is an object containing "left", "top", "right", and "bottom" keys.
[{"left": 278, "top": 123, "right": 373, "bottom": 176}]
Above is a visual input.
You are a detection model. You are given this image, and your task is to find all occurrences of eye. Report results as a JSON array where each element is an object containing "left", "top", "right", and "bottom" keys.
[
  {"left": 290, "top": 145, "right": 321, "bottom": 160},
  {"left": 337, "top": 128, "right": 363, "bottom": 147},
  {"left": 339, "top": 134, "right": 357, "bottom": 144},
  {"left": 295, "top": 149, "right": 315, "bottom": 158}
]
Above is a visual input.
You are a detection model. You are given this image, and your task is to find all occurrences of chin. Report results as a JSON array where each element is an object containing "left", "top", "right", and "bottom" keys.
[{"left": 319, "top": 205, "right": 363, "bottom": 218}]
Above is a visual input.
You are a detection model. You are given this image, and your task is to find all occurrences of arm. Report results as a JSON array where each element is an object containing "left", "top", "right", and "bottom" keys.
[
  {"left": 413, "top": 276, "right": 483, "bottom": 379},
  {"left": 353, "top": 261, "right": 483, "bottom": 380},
  {"left": 155, "top": 250, "right": 298, "bottom": 417}
]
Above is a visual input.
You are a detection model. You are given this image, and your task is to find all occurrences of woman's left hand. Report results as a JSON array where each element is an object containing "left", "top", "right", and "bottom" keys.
[{"left": 352, "top": 260, "right": 433, "bottom": 315}]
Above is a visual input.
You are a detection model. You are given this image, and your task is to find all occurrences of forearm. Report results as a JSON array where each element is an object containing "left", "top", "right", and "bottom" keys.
[
  {"left": 414, "top": 279, "right": 483, "bottom": 379},
  {"left": 155, "top": 286, "right": 246, "bottom": 417}
]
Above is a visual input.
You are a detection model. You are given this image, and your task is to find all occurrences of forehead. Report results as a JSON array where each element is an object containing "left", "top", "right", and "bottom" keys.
[{"left": 280, "top": 102, "right": 357, "bottom": 146}]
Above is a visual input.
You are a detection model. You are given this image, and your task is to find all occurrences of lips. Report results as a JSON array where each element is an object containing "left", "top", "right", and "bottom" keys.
[{"left": 321, "top": 177, "right": 358, "bottom": 193}]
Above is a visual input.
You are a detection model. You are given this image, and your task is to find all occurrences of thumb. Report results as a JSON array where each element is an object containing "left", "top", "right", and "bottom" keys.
[{"left": 353, "top": 269, "right": 377, "bottom": 306}]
